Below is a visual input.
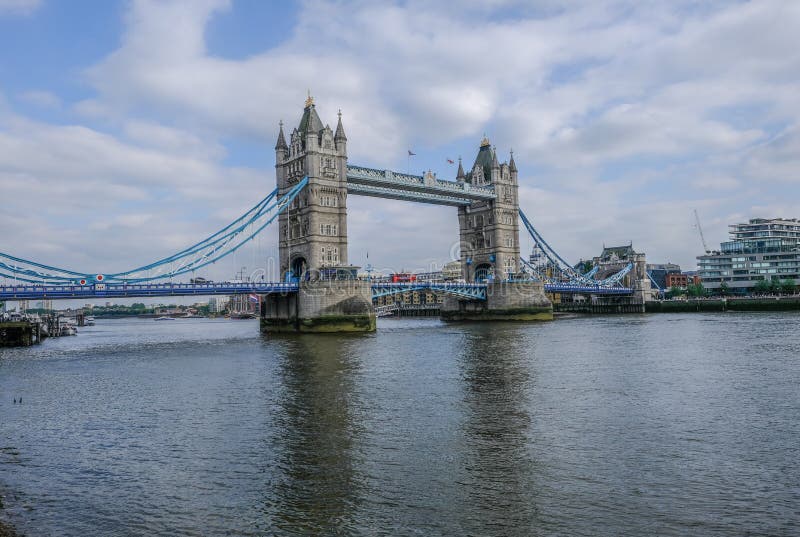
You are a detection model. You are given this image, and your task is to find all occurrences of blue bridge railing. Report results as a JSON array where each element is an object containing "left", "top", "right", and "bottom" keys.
[
  {"left": 0, "top": 279, "right": 633, "bottom": 302},
  {"left": 371, "top": 282, "right": 488, "bottom": 300}
]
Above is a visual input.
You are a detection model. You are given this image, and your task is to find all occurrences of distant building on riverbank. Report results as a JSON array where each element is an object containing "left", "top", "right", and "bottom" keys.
[
  {"left": 208, "top": 296, "right": 229, "bottom": 314},
  {"left": 697, "top": 217, "right": 800, "bottom": 292},
  {"left": 646, "top": 263, "right": 681, "bottom": 290}
]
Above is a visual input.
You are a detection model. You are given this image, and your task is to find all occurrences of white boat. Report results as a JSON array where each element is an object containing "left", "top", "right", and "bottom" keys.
[
  {"left": 59, "top": 324, "right": 77, "bottom": 336},
  {"left": 154, "top": 316, "right": 175, "bottom": 321},
  {"left": 85, "top": 316, "right": 96, "bottom": 326}
]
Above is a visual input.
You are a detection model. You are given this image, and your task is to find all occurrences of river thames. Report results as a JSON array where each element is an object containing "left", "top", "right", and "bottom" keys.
[{"left": 1, "top": 314, "right": 798, "bottom": 536}]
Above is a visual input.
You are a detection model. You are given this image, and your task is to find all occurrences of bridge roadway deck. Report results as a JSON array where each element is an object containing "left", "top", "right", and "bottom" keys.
[
  {"left": 0, "top": 281, "right": 632, "bottom": 301},
  {"left": 0, "top": 282, "right": 300, "bottom": 300},
  {"left": 544, "top": 283, "right": 633, "bottom": 295}
]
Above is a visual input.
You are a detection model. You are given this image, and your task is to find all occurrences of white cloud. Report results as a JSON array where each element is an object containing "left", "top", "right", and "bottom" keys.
[
  {"left": 742, "top": 127, "right": 800, "bottom": 184},
  {"left": 0, "top": 107, "right": 274, "bottom": 278}
]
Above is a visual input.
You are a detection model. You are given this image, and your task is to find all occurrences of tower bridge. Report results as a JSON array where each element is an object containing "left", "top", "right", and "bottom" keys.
[
  {"left": 0, "top": 95, "right": 644, "bottom": 332},
  {"left": 275, "top": 95, "right": 524, "bottom": 289}
]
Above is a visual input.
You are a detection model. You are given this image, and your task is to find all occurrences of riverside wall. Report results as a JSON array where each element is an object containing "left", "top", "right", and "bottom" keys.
[{"left": 646, "top": 296, "right": 800, "bottom": 313}]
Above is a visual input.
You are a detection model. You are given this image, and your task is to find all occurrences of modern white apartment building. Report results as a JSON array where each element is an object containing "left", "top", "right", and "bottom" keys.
[{"left": 698, "top": 218, "right": 800, "bottom": 291}]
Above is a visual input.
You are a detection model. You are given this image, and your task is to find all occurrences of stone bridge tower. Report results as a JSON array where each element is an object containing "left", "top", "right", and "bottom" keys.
[
  {"left": 276, "top": 95, "right": 349, "bottom": 279},
  {"left": 457, "top": 138, "right": 521, "bottom": 282}
]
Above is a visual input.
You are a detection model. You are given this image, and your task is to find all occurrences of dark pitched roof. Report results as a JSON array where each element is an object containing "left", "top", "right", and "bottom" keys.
[
  {"left": 334, "top": 110, "right": 346, "bottom": 141},
  {"left": 456, "top": 157, "right": 465, "bottom": 181},
  {"left": 466, "top": 138, "right": 494, "bottom": 183},
  {"left": 275, "top": 121, "right": 287, "bottom": 150},
  {"left": 600, "top": 245, "right": 637, "bottom": 260},
  {"left": 298, "top": 103, "right": 324, "bottom": 137}
]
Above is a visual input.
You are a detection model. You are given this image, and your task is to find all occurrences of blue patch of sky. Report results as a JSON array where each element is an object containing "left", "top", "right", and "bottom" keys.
[
  {"left": 204, "top": 0, "right": 299, "bottom": 59},
  {"left": 515, "top": 162, "right": 551, "bottom": 188},
  {"left": 465, "top": 1, "right": 565, "bottom": 22},
  {"left": 547, "top": 58, "right": 607, "bottom": 86},
  {"left": 0, "top": 1, "right": 125, "bottom": 111},
  {"left": 706, "top": 102, "right": 782, "bottom": 140},
  {"left": 220, "top": 136, "right": 275, "bottom": 169}
]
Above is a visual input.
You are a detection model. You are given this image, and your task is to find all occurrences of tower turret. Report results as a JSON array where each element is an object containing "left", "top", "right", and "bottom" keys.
[
  {"left": 334, "top": 110, "right": 347, "bottom": 140},
  {"left": 334, "top": 109, "right": 347, "bottom": 153},
  {"left": 275, "top": 120, "right": 287, "bottom": 156}
]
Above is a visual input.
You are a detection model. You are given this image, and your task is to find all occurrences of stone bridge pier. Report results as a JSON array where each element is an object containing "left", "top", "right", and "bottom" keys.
[
  {"left": 261, "top": 280, "right": 375, "bottom": 333},
  {"left": 440, "top": 281, "right": 552, "bottom": 322}
]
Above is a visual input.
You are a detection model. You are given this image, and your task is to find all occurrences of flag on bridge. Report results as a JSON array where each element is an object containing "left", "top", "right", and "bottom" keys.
[
  {"left": 447, "top": 158, "right": 454, "bottom": 164},
  {"left": 407, "top": 150, "right": 416, "bottom": 156},
  {"left": 248, "top": 294, "right": 259, "bottom": 303}
]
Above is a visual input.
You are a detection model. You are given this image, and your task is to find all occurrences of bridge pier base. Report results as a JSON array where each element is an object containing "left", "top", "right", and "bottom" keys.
[
  {"left": 440, "top": 281, "right": 553, "bottom": 322},
  {"left": 260, "top": 280, "right": 376, "bottom": 334}
]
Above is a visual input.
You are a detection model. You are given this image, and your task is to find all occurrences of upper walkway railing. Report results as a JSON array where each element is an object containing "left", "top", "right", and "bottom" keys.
[{"left": 346, "top": 165, "right": 495, "bottom": 206}]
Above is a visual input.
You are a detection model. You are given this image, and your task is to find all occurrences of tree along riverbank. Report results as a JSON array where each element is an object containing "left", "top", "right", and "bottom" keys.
[{"left": 646, "top": 296, "right": 800, "bottom": 313}]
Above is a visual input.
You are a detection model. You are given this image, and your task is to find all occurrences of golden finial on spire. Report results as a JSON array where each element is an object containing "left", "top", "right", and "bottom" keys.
[
  {"left": 480, "top": 133, "right": 490, "bottom": 147},
  {"left": 305, "top": 90, "right": 314, "bottom": 107}
]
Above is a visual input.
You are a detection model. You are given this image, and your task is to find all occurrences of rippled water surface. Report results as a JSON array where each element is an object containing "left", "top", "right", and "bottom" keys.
[{"left": 1, "top": 314, "right": 799, "bottom": 536}]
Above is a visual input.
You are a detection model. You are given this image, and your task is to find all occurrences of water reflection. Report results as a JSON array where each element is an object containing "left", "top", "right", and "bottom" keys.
[
  {"left": 261, "top": 336, "right": 364, "bottom": 535},
  {"left": 457, "top": 324, "right": 539, "bottom": 535}
]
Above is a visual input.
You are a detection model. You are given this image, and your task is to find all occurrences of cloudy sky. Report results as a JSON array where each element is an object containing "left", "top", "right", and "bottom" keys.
[{"left": 1, "top": 0, "right": 799, "bottom": 281}]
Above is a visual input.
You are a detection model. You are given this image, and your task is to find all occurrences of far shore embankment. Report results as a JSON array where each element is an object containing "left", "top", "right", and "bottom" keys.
[{"left": 646, "top": 296, "right": 800, "bottom": 313}]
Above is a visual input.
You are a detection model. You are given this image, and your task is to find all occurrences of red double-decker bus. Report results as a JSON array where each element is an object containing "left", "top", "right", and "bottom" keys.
[{"left": 390, "top": 273, "right": 417, "bottom": 283}]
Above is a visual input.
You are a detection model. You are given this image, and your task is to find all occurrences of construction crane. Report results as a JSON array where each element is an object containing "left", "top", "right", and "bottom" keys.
[{"left": 694, "top": 209, "right": 711, "bottom": 254}]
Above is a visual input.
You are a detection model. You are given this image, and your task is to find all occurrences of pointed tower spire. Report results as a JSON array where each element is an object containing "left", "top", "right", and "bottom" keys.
[
  {"left": 509, "top": 148, "right": 517, "bottom": 172},
  {"left": 335, "top": 109, "right": 347, "bottom": 141},
  {"left": 275, "top": 120, "right": 288, "bottom": 150},
  {"left": 456, "top": 156, "right": 465, "bottom": 181},
  {"left": 491, "top": 145, "right": 500, "bottom": 169}
]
